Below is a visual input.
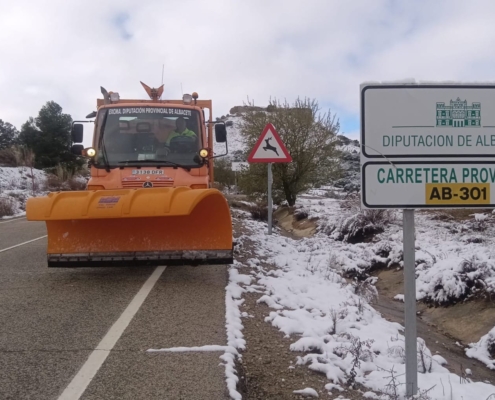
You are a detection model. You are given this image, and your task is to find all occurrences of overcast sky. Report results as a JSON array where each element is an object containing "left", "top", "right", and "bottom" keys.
[{"left": 2, "top": 0, "right": 495, "bottom": 144}]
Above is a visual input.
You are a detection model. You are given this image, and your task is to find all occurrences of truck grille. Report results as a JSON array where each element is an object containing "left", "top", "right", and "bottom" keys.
[{"left": 122, "top": 181, "right": 174, "bottom": 188}]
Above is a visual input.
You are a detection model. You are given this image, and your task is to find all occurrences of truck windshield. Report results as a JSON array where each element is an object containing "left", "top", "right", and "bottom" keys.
[{"left": 95, "top": 107, "right": 203, "bottom": 168}]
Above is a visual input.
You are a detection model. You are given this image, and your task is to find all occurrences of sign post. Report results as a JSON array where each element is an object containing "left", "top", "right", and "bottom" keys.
[
  {"left": 403, "top": 209, "right": 417, "bottom": 396},
  {"left": 267, "top": 163, "right": 273, "bottom": 234},
  {"left": 360, "top": 83, "right": 495, "bottom": 397},
  {"left": 247, "top": 123, "right": 292, "bottom": 234}
]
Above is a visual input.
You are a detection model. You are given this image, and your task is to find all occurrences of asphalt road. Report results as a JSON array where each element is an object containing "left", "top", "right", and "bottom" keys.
[{"left": 0, "top": 217, "right": 230, "bottom": 400}]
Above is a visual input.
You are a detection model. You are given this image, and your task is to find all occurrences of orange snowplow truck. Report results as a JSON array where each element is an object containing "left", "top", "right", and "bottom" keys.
[{"left": 26, "top": 82, "right": 233, "bottom": 268}]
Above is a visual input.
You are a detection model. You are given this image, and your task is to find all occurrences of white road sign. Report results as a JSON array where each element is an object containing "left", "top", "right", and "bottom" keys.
[
  {"left": 361, "top": 84, "right": 495, "bottom": 158},
  {"left": 360, "top": 82, "right": 495, "bottom": 209},
  {"left": 363, "top": 161, "right": 495, "bottom": 208}
]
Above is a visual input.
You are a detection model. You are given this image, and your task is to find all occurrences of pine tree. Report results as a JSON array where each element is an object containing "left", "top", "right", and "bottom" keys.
[
  {"left": 18, "top": 101, "right": 84, "bottom": 170},
  {"left": 0, "top": 119, "right": 19, "bottom": 150}
]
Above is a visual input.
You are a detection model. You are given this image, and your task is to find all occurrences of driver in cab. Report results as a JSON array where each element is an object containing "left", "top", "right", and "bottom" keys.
[{"left": 166, "top": 116, "right": 196, "bottom": 144}]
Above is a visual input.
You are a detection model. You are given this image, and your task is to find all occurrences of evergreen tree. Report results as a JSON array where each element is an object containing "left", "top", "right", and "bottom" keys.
[
  {"left": 18, "top": 101, "right": 83, "bottom": 170},
  {"left": 0, "top": 119, "right": 19, "bottom": 150}
]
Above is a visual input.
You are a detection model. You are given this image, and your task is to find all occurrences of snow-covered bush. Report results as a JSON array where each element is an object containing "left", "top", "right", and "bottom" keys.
[
  {"left": 325, "top": 209, "right": 394, "bottom": 243},
  {"left": 320, "top": 193, "right": 395, "bottom": 243},
  {"left": 417, "top": 255, "right": 495, "bottom": 305},
  {"left": 466, "top": 326, "right": 495, "bottom": 370}
]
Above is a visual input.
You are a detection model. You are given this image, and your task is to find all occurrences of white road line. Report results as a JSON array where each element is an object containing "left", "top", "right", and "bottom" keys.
[
  {"left": 57, "top": 265, "right": 166, "bottom": 400},
  {"left": 0, "top": 235, "right": 47, "bottom": 253},
  {"left": 0, "top": 217, "right": 26, "bottom": 224}
]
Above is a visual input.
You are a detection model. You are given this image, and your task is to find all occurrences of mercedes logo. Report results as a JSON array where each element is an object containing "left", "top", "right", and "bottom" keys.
[{"left": 143, "top": 182, "right": 153, "bottom": 188}]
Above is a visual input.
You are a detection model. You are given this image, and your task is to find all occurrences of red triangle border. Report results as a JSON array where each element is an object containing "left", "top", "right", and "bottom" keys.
[{"left": 247, "top": 123, "right": 292, "bottom": 163}]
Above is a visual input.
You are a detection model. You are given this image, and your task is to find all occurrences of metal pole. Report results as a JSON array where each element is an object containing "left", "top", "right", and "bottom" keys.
[
  {"left": 267, "top": 163, "right": 273, "bottom": 235},
  {"left": 403, "top": 209, "right": 417, "bottom": 397}
]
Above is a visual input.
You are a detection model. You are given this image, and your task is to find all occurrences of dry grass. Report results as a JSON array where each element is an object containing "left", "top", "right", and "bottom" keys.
[
  {"left": 42, "top": 164, "right": 88, "bottom": 192},
  {"left": 44, "top": 174, "right": 87, "bottom": 192},
  {"left": 0, "top": 146, "right": 35, "bottom": 167},
  {"left": 0, "top": 197, "right": 16, "bottom": 217}
]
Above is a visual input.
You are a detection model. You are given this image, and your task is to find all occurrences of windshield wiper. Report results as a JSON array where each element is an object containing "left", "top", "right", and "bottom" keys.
[{"left": 118, "top": 159, "right": 190, "bottom": 169}]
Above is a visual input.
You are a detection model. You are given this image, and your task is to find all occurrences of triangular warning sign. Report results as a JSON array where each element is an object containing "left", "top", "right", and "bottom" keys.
[{"left": 247, "top": 123, "right": 292, "bottom": 163}]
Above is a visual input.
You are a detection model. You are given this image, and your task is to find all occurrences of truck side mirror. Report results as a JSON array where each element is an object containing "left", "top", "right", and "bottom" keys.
[
  {"left": 71, "top": 144, "right": 84, "bottom": 155},
  {"left": 71, "top": 124, "right": 84, "bottom": 143},
  {"left": 215, "top": 123, "right": 227, "bottom": 143}
]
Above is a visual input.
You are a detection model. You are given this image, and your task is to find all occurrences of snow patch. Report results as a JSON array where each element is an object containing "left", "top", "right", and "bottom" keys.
[
  {"left": 466, "top": 326, "right": 495, "bottom": 370},
  {"left": 293, "top": 387, "right": 319, "bottom": 397},
  {"left": 393, "top": 294, "right": 404, "bottom": 302},
  {"left": 0, "top": 166, "right": 48, "bottom": 218},
  {"left": 221, "top": 267, "right": 249, "bottom": 400}
]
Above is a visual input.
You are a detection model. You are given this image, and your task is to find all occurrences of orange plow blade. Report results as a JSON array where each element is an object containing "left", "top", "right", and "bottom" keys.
[{"left": 26, "top": 187, "right": 233, "bottom": 267}]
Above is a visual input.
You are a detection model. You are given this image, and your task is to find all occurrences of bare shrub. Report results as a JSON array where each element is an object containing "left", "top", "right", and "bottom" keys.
[
  {"left": 417, "top": 339, "right": 433, "bottom": 373},
  {"left": 331, "top": 209, "right": 395, "bottom": 243},
  {"left": 44, "top": 175, "right": 87, "bottom": 192},
  {"left": 67, "top": 177, "right": 87, "bottom": 191},
  {"left": 0, "top": 197, "right": 16, "bottom": 217},
  {"left": 43, "top": 164, "right": 87, "bottom": 192},
  {"left": 467, "top": 214, "right": 489, "bottom": 232},
  {"left": 328, "top": 307, "right": 348, "bottom": 335},
  {"left": 333, "top": 334, "right": 374, "bottom": 387},
  {"left": 323, "top": 192, "right": 395, "bottom": 243},
  {"left": 0, "top": 145, "right": 35, "bottom": 167},
  {"left": 248, "top": 203, "right": 268, "bottom": 221},
  {"left": 377, "top": 365, "right": 403, "bottom": 400},
  {"left": 0, "top": 148, "right": 19, "bottom": 166},
  {"left": 7, "top": 192, "right": 28, "bottom": 211},
  {"left": 376, "top": 365, "right": 435, "bottom": 400},
  {"left": 352, "top": 277, "right": 378, "bottom": 306}
]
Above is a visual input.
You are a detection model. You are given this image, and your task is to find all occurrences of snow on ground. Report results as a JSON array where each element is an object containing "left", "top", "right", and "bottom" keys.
[
  {"left": 293, "top": 387, "right": 319, "bottom": 397},
  {"left": 238, "top": 217, "right": 495, "bottom": 400},
  {"left": 0, "top": 166, "right": 47, "bottom": 218},
  {"left": 0, "top": 166, "right": 90, "bottom": 218},
  {"left": 232, "top": 188, "right": 495, "bottom": 400},
  {"left": 295, "top": 188, "right": 495, "bottom": 371},
  {"left": 297, "top": 188, "right": 495, "bottom": 304},
  {"left": 337, "top": 143, "right": 360, "bottom": 154},
  {"left": 466, "top": 327, "right": 495, "bottom": 371}
]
